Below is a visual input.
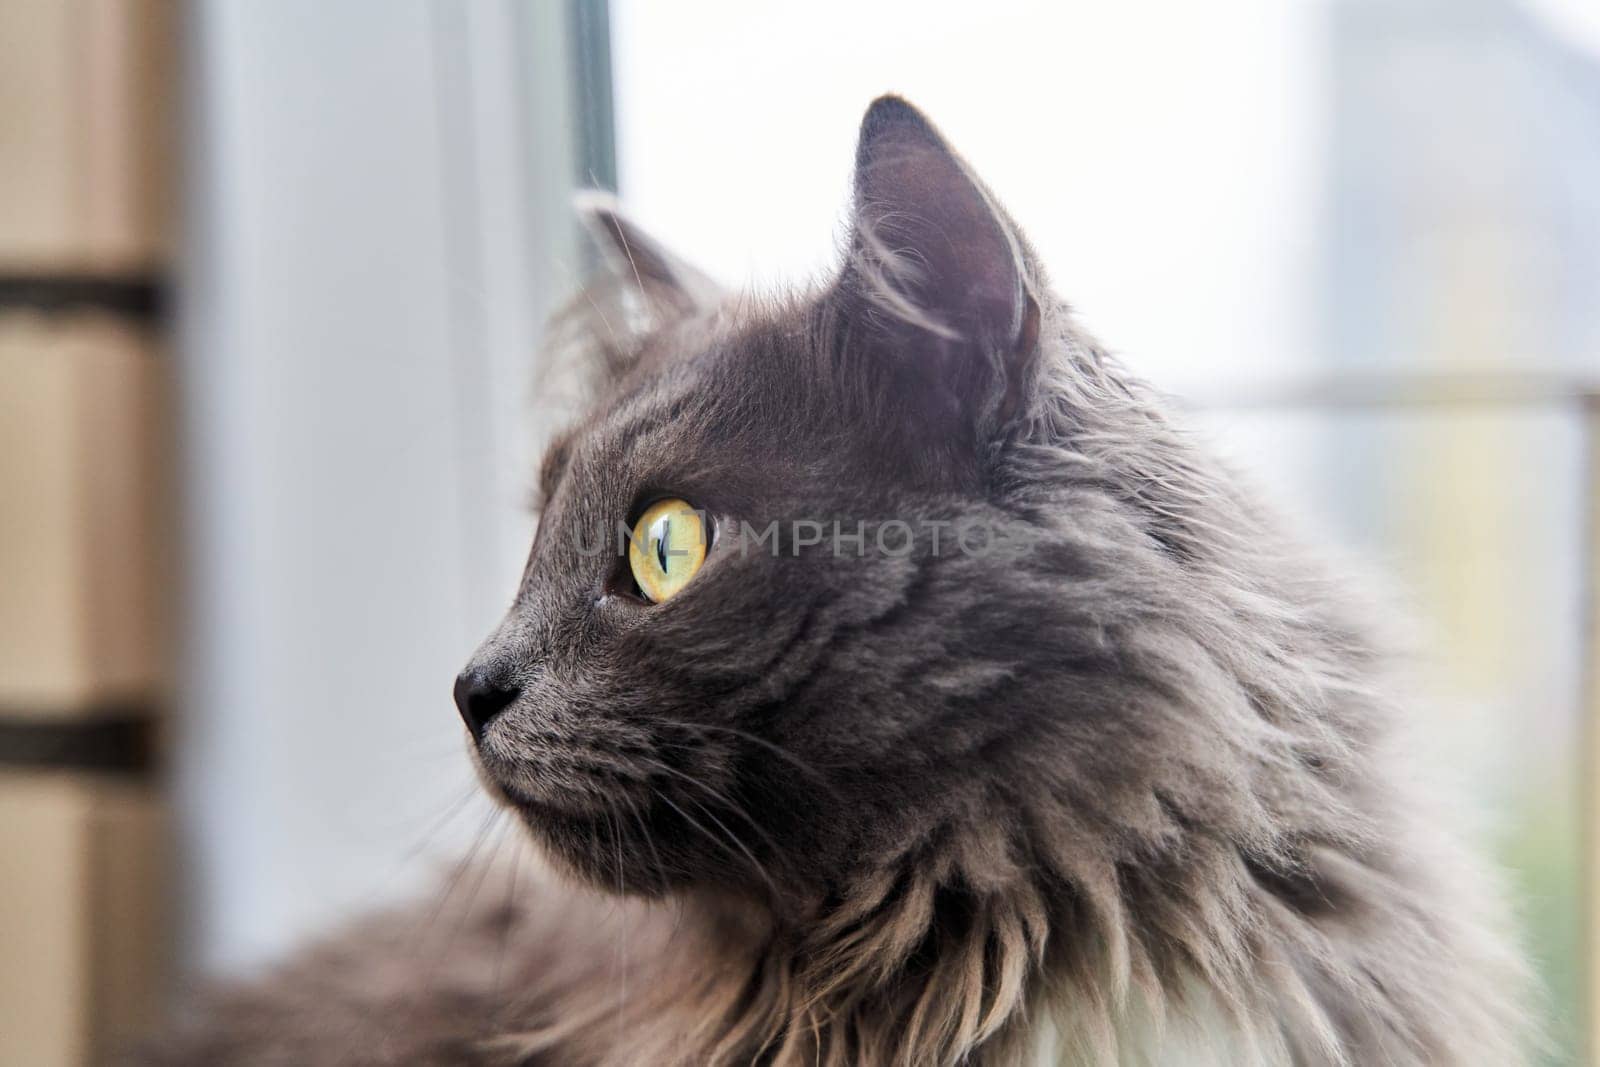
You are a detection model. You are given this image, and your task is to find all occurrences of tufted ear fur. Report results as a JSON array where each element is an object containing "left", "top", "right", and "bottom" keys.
[
  {"left": 574, "top": 190, "right": 723, "bottom": 318},
  {"left": 836, "top": 96, "right": 1041, "bottom": 441},
  {"left": 541, "top": 192, "right": 726, "bottom": 392}
]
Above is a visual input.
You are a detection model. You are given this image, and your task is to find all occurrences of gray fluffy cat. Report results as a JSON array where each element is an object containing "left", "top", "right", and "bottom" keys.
[{"left": 143, "top": 97, "right": 1536, "bottom": 1065}]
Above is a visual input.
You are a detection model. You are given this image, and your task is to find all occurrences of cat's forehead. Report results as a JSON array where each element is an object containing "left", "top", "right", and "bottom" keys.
[
  {"left": 588, "top": 302, "right": 813, "bottom": 439},
  {"left": 587, "top": 318, "right": 730, "bottom": 443},
  {"left": 540, "top": 303, "right": 813, "bottom": 501}
]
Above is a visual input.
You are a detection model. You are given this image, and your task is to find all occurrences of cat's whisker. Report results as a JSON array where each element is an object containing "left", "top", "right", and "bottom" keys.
[
  {"left": 490, "top": 834, "right": 523, "bottom": 998},
  {"left": 392, "top": 784, "right": 482, "bottom": 873},
  {"left": 645, "top": 738, "right": 807, "bottom": 820},
  {"left": 604, "top": 807, "right": 628, "bottom": 1030},
  {"left": 415, "top": 806, "right": 500, "bottom": 941},
  {"left": 433, "top": 815, "right": 516, "bottom": 973},
  {"left": 651, "top": 718, "right": 843, "bottom": 797},
  {"left": 401, "top": 806, "right": 504, "bottom": 1005},
  {"left": 679, "top": 791, "right": 778, "bottom": 895},
  {"left": 651, "top": 789, "right": 777, "bottom": 898},
  {"left": 634, "top": 755, "right": 785, "bottom": 868},
  {"left": 620, "top": 792, "right": 672, "bottom": 896},
  {"left": 613, "top": 794, "right": 702, "bottom": 951}
]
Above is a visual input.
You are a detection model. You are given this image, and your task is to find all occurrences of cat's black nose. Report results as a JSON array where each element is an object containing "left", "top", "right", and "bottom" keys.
[{"left": 453, "top": 665, "right": 520, "bottom": 741}]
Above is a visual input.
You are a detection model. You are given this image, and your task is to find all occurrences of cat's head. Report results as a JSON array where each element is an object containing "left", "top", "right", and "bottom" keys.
[{"left": 454, "top": 97, "right": 1133, "bottom": 909}]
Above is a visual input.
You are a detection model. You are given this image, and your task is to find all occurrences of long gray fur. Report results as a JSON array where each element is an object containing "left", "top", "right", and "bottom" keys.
[{"left": 138, "top": 96, "right": 1536, "bottom": 1067}]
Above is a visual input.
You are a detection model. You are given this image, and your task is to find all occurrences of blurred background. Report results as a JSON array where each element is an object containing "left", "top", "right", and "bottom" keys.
[{"left": 1, "top": 0, "right": 1595, "bottom": 1063}]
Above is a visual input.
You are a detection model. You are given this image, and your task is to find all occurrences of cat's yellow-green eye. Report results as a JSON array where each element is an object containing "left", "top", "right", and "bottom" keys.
[{"left": 627, "top": 498, "right": 709, "bottom": 603}]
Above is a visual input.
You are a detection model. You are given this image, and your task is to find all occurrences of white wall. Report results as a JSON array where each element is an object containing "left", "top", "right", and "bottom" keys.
[{"left": 177, "top": 0, "right": 579, "bottom": 972}]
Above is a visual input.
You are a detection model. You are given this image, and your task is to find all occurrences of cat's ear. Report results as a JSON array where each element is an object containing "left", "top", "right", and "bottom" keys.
[
  {"left": 575, "top": 191, "right": 723, "bottom": 317},
  {"left": 837, "top": 96, "right": 1040, "bottom": 435}
]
